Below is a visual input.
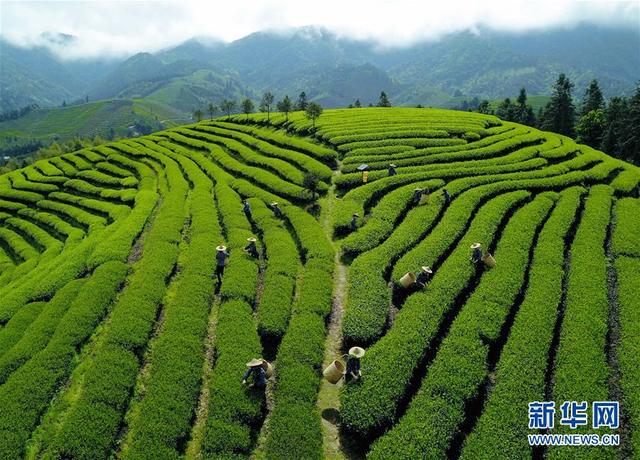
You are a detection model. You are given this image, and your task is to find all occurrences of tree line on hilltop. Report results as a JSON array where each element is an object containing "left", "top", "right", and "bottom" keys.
[{"left": 462, "top": 75, "right": 640, "bottom": 166}]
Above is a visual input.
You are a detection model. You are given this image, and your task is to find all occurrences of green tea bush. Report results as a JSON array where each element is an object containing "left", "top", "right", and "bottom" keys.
[
  {"left": 0, "top": 227, "right": 39, "bottom": 261},
  {"left": 48, "top": 151, "right": 188, "bottom": 459},
  {"left": 34, "top": 159, "right": 64, "bottom": 176},
  {"left": 76, "top": 169, "right": 139, "bottom": 188},
  {"left": 63, "top": 178, "right": 137, "bottom": 203},
  {"left": 202, "top": 299, "right": 264, "bottom": 457},
  {"left": 250, "top": 199, "right": 299, "bottom": 339},
  {"left": 460, "top": 187, "right": 585, "bottom": 459},
  {"left": 0, "top": 261, "right": 128, "bottom": 459},
  {"left": 548, "top": 185, "right": 615, "bottom": 459},
  {"left": 0, "top": 280, "right": 84, "bottom": 384},
  {"left": 211, "top": 121, "right": 337, "bottom": 164},
  {"left": 195, "top": 124, "right": 333, "bottom": 181},
  {"left": 341, "top": 191, "right": 530, "bottom": 436},
  {"left": 95, "top": 161, "right": 134, "bottom": 178},
  {"left": 180, "top": 127, "right": 308, "bottom": 186},
  {"left": 123, "top": 158, "right": 219, "bottom": 459},
  {"left": 263, "top": 205, "right": 334, "bottom": 459},
  {"left": 23, "top": 166, "right": 68, "bottom": 184},
  {"left": 615, "top": 257, "right": 640, "bottom": 456},
  {"left": 0, "top": 301, "right": 46, "bottom": 361},
  {"left": 613, "top": 198, "right": 640, "bottom": 257},
  {"left": 341, "top": 179, "right": 444, "bottom": 256},
  {"left": 369, "top": 194, "right": 556, "bottom": 459},
  {"left": 48, "top": 156, "right": 78, "bottom": 176}
]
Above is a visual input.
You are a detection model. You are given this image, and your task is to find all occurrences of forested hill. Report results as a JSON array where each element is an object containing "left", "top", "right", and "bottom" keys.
[{"left": 2, "top": 24, "right": 639, "bottom": 112}]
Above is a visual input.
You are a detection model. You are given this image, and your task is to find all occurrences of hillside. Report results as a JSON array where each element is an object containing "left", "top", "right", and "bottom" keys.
[
  {"left": 0, "top": 108, "right": 638, "bottom": 459},
  {"left": 2, "top": 24, "right": 639, "bottom": 112},
  {"left": 0, "top": 99, "right": 190, "bottom": 150}
]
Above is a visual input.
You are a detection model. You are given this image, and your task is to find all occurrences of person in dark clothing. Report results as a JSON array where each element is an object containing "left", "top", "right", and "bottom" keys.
[
  {"left": 415, "top": 266, "right": 433, "bottom": 289},
  {"left": 350, "top": 213, "right": 359, "bottom": 232},
  {"left": 243, "top": 358, "right": 267, "bottom": 388},
  {"left": 388, "top": 163, "right": 397, "bottom": 176},
  {"left": 244, "top": 237, "right": 259, "bottom": 258},
  {"left": 412, "top": 188, "right": 423, "bottom": 205},
  {"left": 345, "top": 346, "right": 365, "bottom": 383},
  {"left": 215, "top": 245, "right": 229, "bottom": 283},
  {"left": 271, "top": 202, "right": 283, "bottom": 218},
  {"left": 470, "top": 243, "right": 483, "bottom": 264},
  {"left": 443, "top": 189, "right": 451, "bottom": 206},
  {"left": 242, "top": 200, "right": 252, "bottom": 219}
]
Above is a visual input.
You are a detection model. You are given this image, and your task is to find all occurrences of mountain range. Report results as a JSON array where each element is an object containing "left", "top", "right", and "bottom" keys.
[{"left": 2, "top": 23, "right": 639, "bottom": 114}]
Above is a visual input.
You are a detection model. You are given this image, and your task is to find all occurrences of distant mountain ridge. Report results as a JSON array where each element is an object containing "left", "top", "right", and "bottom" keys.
[{"left": 1, "top": 23, "right": 639, "bottom": 113}]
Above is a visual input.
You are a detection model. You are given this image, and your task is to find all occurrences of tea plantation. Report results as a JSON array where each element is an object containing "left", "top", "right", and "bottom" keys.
[{"left": 0, "top": 108, "right": 638, "bottom": 459}]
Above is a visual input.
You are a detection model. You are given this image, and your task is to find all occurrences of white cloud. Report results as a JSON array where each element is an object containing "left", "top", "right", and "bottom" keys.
[{"left": 1, "top": 0, "right": 638, "bottom": 59}]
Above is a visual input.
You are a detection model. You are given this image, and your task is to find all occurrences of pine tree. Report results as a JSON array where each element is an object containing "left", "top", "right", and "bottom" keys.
[
  {"left": 354, "top": 99, "right": 361, "bottom": 108},
  {"left": 220, "top": 99, "right": 236, "bottom": 119},
  {"left": 207, "top": 103, "right": 217, "bottom": 120},
  {"left": 576, "top": 108, "right": 606, "bottom": 148},
  {"left": 620, "top": 85, "right": 640, "bottom": 165},
  {"left": 496, "top": 98, "right": 516, "bottom": 121},
  {"left": 514, "top": 88, "right": 536, "bottom": 126},
  {"left": 242, "top": 98, "right": 254, "bottom": 119},
  {"left": 193, "top": 109, "right": 203, "bottom": 122},
  {"left": 296, "top": 91, "right": 308, "bottom": 111},
  {"left": 377, "top": 91, "right": 391, "bottom": 107},
  {"left": 261, "top": 92, "right": 274, "bottom": 121},
  {"left": 581, "top": 79, "right": 605, "bottom": 116},
  {"left": 277, "top": 96, "right": 293, "bottom": 121},
  {"left": 600, "top": 96, "right": 628, "bottom": 158},
  {"left": 541, "top": 73, "right": 576, "bottom": 137},
  {"left": 305, "top": 102, "right": 323, "bottom": 128}
]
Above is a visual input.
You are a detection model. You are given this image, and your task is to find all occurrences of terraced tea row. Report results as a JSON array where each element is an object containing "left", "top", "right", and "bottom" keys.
[
  {"left": 1, "top": 107, "right": 639, "bottom": 460},
  {"left": 0, "top": 118, "right": 335, "bottom": 460},
  {"left": 231, "top": 108, "right": 639, "bottom": 458}
]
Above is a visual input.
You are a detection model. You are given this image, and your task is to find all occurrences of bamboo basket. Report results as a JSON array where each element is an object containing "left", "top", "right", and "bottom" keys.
[
  {"left": 323, "top": 360, "right": 345, "bottom": 384},
  {"left": 399, "top": 272, "right": 417, "bottom": 288}
]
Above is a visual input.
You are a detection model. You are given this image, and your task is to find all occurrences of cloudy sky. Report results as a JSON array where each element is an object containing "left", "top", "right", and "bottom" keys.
[{"left": 1, "top": 0, "right": 638, "bottom": 59}]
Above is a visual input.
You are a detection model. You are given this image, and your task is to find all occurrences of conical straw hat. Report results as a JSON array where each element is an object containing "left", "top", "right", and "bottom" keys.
[
  {"left": 216, "top": 245, "right": 227, "bottom": 251},
  {"left": 470, "top": 243, "right": 482, "bottom": 249},
  {"left": 246, "top": 358, "right": 264, "bottom": 367},
  {"left": 349, "top": 346, "right": 365, "bottom": 358},
  {"left": 271, "top": 202, "right": 279, "bottom": 207},
  {"left": 389, "top": 164, "right": 396, "bottom": 167},
  {"left": 247, "top": 237, "right": 257, "bottom": 242},
  {"left": 421, "top": 266, "right": 433, "bottom": 274}
]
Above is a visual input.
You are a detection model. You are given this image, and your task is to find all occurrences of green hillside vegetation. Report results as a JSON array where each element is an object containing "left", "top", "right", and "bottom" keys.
[
  {"left": 489, "top": 94, "right": 551, "bottom": 112},
  {"left": 143, "top": 69, "right": 249, "bottom": 113},
  {"left": 3, "top": 25, "right": 638, "bottom": 113},
  {"left": 0, "top": 108, "right": 638, "bottom": 460},
  {"left": 0, "top": 99, "right": 189, "bottom": 146}
]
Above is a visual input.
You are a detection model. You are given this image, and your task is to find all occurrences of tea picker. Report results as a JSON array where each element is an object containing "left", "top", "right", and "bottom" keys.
[
  {"left": 388, "top": 163, "right": 397, "bottom": 176},
  {"left": 443, "top": 189, "right": 451, "bottom": 206},
  {"left": 244, "top": 237, "right": 259, "bottom": 258},
  {"left": 470, "top": 243, "right": 483, "bottom": 264},
  {"left": 357, "top": 164, "right": 369, "bottom": 183},
  {"left": 351, "top": 213, "right": 359, "bottom": 232},
  {"left": 242, "top": 358, "right": 272, "bottom": 389},
  {"left": 242, "top": 199, "right": 252, "bottom": 219},
  {"left": 215, "top": 245, "right": 229, "bottom": 283},
  {"left": 412, "top": 188, "right": 423, "bottom": 205},
  {"left": 345, "top": 346, "right": 365, "bottom": 383},
  {"left": 470, "top": 242, "right": 496, "bottom": 268},
  {"left": 271, "top": 202, "right": 283, "bottom": 218},
  {"left": 415, "top": 266, "right": 433, "bottom": 288},
  {"left": 322, "top": 346, "right": 366, "bottom": 384}
]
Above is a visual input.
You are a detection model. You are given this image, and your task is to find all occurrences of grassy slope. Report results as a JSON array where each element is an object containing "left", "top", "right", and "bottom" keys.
[{"left": 0, "top": 99, "right": 190, "bottom": 145}]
